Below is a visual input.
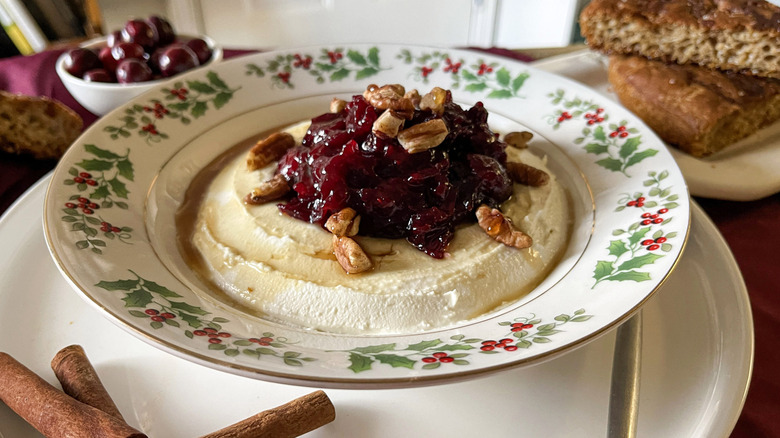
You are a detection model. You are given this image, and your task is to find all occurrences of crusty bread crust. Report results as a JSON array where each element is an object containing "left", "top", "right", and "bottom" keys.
[
  {"left": 580, "top": 0, "right": 780, "bottom": 79},
  {"left": 0, "top": 91, "right": 82, "bottom": 159},
  {"left": 607, "top": 55, "right": 780, "bottom": 157}
]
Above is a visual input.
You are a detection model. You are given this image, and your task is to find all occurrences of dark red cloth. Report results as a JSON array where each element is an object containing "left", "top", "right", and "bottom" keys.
[{"left": 0, "top": 48, "right": 774, "bottom": 437}]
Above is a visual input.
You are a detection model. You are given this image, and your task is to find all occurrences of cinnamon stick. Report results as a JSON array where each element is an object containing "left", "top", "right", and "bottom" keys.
[
  {"left": 200, "top": 390, "right": 336, "bottom": 438},
  {"left": 51, "top": 344, "right": 125, "bottom": 421},
  {"left": 0, "top": 352, "right": 146, "bottom": 438}
]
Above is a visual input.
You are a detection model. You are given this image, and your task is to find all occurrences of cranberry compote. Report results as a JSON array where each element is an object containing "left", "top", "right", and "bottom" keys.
[{"left": 277, "top": 94, "right": 512, "bottom": 258}]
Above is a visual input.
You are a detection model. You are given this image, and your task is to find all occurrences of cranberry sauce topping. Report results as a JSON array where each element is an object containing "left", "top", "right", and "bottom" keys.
[{"left": 277, "top": 93, "right": 512, "bottom": 258}]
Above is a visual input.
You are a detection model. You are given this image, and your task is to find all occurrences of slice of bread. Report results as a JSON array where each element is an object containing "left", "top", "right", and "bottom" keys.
[
  {"left": 580, "top": 0, "right": 780, "bottom": 79},
  {"left": 607, "top": 54, "right": 780, "bottom": 157},
  {"left": 0, "top": 90, "right": 82, "bottom": 159}
]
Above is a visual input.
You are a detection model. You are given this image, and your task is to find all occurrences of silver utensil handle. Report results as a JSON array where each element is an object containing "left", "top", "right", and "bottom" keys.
[{"left": 607, "top": 311, "right": 643, "bottom": 438}]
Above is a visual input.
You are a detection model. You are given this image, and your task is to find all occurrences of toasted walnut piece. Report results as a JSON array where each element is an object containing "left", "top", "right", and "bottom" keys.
[
  {"left": 404, "top": 89, "right": 421, "bottom": 108},
  {"left": 325, "top": 208, "right": 361, "bottom": 237},
  {"left": 504, "top": 131, "right": 533, "bottom": 149},
  {"left": 419, "top": 87, "right": 447, "bottom": 115},
  {"left": 246, "top": 132, "right": 296, "bottom": 171},
  {"left": 397, "top": 119, "right": 449, "bottom": 153},
  {"left": 330, "top": 98, "right": 347, "bottom": 113},
  {"left": 332, "top": 235, "right": 373, "bottom": 274},
  {"left": 244, "top": 173, "right": 290, "bottom": 204},
  {"left": 476, "top": 205, "right": 533, "bottom": 249},
  {"left": 372, "top": 110, "right": 405, "bottom": 138},
  {"left": 506, "top": 161, "right": 550, "bottom": 187}
]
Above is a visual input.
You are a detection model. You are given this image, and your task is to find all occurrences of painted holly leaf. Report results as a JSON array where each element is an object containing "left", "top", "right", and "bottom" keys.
[
  {"left": 626, "top": 149, "right": 658, "bottom": 168},
  {"left": 122, "top": 288, "right": 153, "bottom": 308},
  {"left": 77, "top": 159, "right": 114, "bottom": 172},
  {"left": 352, "top": 343, "right": 396, "bottom": 354},
  {"left": 374, "top": 354, "right": 416, "bottom": 369},
  {"left": 628, "top": 227, "right": 652, "bottom": 246},
  {"left": 107, "top": 177, "right": 129, "bottom": 199},
  {"left": 406, "top": 340, "right": 442, "bottom": 351},
  {"left": 596, "top": 157, "right": 624, "bottom": 172},
  {"left": 84, "top": 144, "right": 120, "bottom": 159},
  {"left": 593, "top": 260, "right": 614, "bottom": 280},
  {"left": 95, "top": 279, "right": 140, "bottom": 291},
  {"left": 433, "top": 343, "right": 475, "bottom": 352},
  {"left": 143, "top": 279, "right": 182, "bottom": 298},
  {"left": 585, "top": 143, "right": 610, "bottom": 155},
  {"left": 169, "top": 301, "right": 209, "bottom": 315},
  {"left": 330, "top": 68, "right": 350, "bottom": 81},
  {"left": 116, "top": 159, "right": 134, "bottom": 181},
  {"left": 487, "top": 89, "right": 513, "bottom": 99},
  {"left": 619, "top": 137, "right": 642, "bottom": 158},
  {"left": 605, "top": 270, "right": 652, "bottom": 282},
  {"left": 617, "top": 253, "right": 664, "bottom": 271},
  {"left": 348, "top": 352, "right": 374, "bottom": 373},
  {"left": 512, "top": 73, "right": 529, "bottom": 92},
  {"left": 213, "top": 92, "right": 232, "bottom": 109},
  {"left": 496, "top": 68, "right": 511, "bottom": 86},
  {"left": 607, "top": 240, "right": 629, "bottom": 257},
  {"left": 188, "top": 81, "right": 217, "bottom": 94}
]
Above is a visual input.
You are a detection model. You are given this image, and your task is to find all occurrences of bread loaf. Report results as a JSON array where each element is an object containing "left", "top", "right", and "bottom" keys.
[
  {"left": 607, "top": 54, "right": 780, "bottom": 157},
  {"left": 580, "top": 0, "right": 780, "bottom": 79},
  {"left": 0, "top": 90, "right": 82, "bottom": 159}
]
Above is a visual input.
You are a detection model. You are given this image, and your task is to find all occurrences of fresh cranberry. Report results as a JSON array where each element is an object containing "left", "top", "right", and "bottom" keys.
[
  {"left": 83, "top": 68, "right": 114, "bottom": 83},
  {"left": 63, "top": 48, "right": 102, "bottom": 77},
  {"left": 121, "top": 19, "right": 156, "bottom": 50},
  {"left": 185, "top": 38, "right": 212, "bottom": 64},
  {"left": 277, "top": 96, "right": 512, "bottom": 258},
  {"left": 106, "top": 30, "right": 123, "bottom": 47},
  {"left": 111, "top": 42, "right": 147, "bottom": 63},
  {"left": 146, "top": 16, "right": 175, "bottom": 46},
  {"left": 116, "top": 58, "right": 153, "bottom": 83},
  {"left": 97, "top": 46, "right": 118, "bottom": 73},
  {"left": 157, "top": 44, "right": 199, "bottom": 78}
]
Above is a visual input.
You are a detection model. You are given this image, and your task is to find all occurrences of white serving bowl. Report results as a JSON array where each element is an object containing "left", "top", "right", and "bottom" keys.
[{"left": 56, "top": 34, "right": 223, "bottom": 116}]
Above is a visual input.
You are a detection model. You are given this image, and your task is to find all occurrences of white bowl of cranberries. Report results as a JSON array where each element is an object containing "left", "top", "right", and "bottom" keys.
[{"left": 56, "top": 15, "right": 222, "bottom": 115}]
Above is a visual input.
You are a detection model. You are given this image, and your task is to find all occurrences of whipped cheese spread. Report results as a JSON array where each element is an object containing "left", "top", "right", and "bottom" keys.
[{"left": 186, "top": 123, "right": 570, "bottom": 335}]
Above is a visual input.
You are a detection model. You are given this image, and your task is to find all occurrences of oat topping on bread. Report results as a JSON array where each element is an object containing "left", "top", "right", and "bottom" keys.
[
  {"left": 580, "top": 0, "right": 780, "bottom": 79},
  {"left": 0, "top": 91, "right": 82, "bottom": 159}
]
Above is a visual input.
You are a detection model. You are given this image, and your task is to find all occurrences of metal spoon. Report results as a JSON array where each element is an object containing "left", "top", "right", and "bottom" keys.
[{"left": 607, "top": 311, "right": 643, "bottom": 438}]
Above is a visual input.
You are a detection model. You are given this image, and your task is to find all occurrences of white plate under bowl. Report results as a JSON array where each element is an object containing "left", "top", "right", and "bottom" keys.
[
  {"left": 532, "top": 50, "right": 780, "bottom": 201},
  {"left": 2, "top": 175, "right": 749, "bottom": 437},
  {"left": 43, "top": 44, "right": 690, "bottom": 387}
]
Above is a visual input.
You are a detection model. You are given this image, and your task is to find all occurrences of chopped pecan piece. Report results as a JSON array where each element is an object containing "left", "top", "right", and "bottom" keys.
[
  {"left": 244, "top": 173, "right": 290, "bottom": 204},
  {"left": 330, "top": 98, "right": 347, "bottom": 113},
  {"left": 506, "top": 161, "right": 549, "bottom": 187},
  {"left": 372, "top": 110, "right": 405, "bottom": 138},
  {"left": 504, "top": 131, "right": 533, "bottom": 149},
  {"left": 475, "top": 205, "right": 532, "bottom": 249},
  {"left": 397, "top": 119, "right": 449, "bottom": 153},
  {"left": 404, "top": 89, "right": 421, "bottom": 108},
  {"left": 332, "top": 235, "right": 372, "bottom": 274},
  {"left": 419, "top": 87, "right": 447, "bottom": 115},
  {"left": 246, "top": 132, "right": 295, "bottom": 171},
  {"left": 363, "top": 84, "right": 414, "bottom": 119},
  {"left": 325, "top": 208, "right": 361, "bottom": 237}
]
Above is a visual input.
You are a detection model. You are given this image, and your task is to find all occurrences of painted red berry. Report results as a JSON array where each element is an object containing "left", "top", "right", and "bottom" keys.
[
  {"left": 641, "top": 239, "right": 654, "bottom": 246},
  {"left": 647, "top": 244, "right": 660, "bottom": 251},
  {"left": 641, "top": 220, "right": 652, "bottom": 225},
  {"left": 203, "top": 327, "right": 218, "bottom": 334},
  {"left": 597, "top": 108, "right": 604, "bottom": 113},
  {"left": 248, "top": 338, "right": 261, "bottom": 343},
  {"left": 653, "top": 218, "right": 663, "bottom": 224},
  {"left": 627, "top": 200, "right": 636, "bottom": 206},
  {"left": 610, "top": 132, "right": 618, "bottom": 138},
  {"left": 208, "top": 338, "right": 222, "bottom": 344},
  {"left": 619, "top": 131, "right": 629, "bottom": 138},
  {"left": 482, "top": 340, "right": 497, "bottom": 346},
  {"left": 422, "top": 357, "right": 437, "bottom": 363},
  {"left": 499, "top": 338, "right": 513, "bottom": 344},
  {"left": 504, "top": 346, "right": 518, "bottom": 351},
  {"left": 82, "top": 208, "right": 93, "bottom": 214},
  {"left": 637, "top": 197, "right": 645, "bottom": 202},
  {"left": 480, "top": 345, "right": 495, "bottom": 351},
  {"left": 193, "top": 330, "right": 207, "bottom": 336},
  {"left": 217, "top": 332, "right": 231, "bottom": 338},
  {"left": 636, "top": 202, "right": 645, "bottom": 207},
  {"left": 160, "top": 312, "right": 175, "bottom": 319},
  {"left": 78, "top": 197, "right": 89, "bottom": 203},
  {"left": 432, "top": 352, "right": 448, "bottom": 358},
  {"left": 658, "top": 208, "right": 669, "bottom": 214},
  {"left": 641, "top": 213, "right": 652, "bottom": 218},
  {"left": 74, "top": 177, "right": 85, "bottom": 183},
  {"left": 150, "top": 316, "right": 165, "bottom": 322},
  {"left": 145, "top": 309, "right": 159, "bottom": 315},
  {"left": 65, "top": 202, "right": 76, "bottom": 208},
  {"left": 439, "top": 357, "right": 455, "bottom": 363},
  {"left": 655, "top": 237, "right": 667, "bottom": 244}
]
